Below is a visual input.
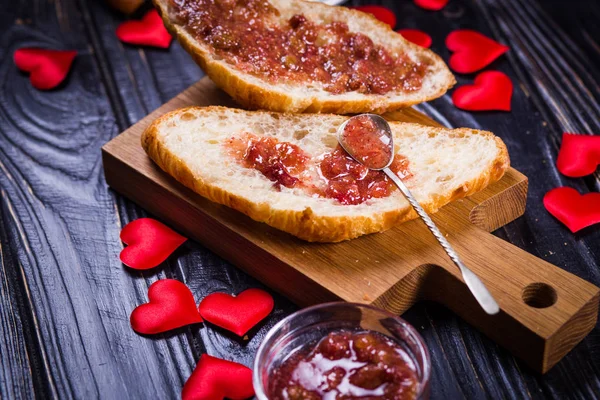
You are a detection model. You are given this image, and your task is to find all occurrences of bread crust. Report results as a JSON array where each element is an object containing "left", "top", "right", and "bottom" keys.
[
  {"left": 141, "top": 106, "right": 510, "bottom": 242},
  {"left": 152, "top": 0, "right": 456, "bottom": 114}
]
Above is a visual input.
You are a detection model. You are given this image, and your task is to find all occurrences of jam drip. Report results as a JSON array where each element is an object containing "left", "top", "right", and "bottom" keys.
[
  {"left": 226, "top": 132, "right": 411, "bottom": 204},
  {"left": 268, "top": 330, "right": 420, "bottom": 400},
  {"left": 172, "top": 0, "right": 428, "bottom": 94}
]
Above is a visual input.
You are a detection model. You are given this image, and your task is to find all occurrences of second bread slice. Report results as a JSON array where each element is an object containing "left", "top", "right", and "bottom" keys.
[
  {"left": 153, "top": 0, "right": 455, "bottom": 113},
  {"left": 142, "top": 106, "right": 509, "bottom": 242}
]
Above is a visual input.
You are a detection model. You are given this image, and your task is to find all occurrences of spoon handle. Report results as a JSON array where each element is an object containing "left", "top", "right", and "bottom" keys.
[{"left": 383, "top": 168, "right": 500, "bottom": 315}]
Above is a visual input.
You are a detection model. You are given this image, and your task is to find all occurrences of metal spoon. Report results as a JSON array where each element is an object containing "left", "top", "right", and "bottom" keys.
[{"left": 337, "top": 114, "right": 500, "bottom": 315}]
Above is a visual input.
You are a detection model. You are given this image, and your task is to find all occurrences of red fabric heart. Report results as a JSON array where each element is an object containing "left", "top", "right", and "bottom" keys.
[
  {"left": 130, "top": 279, "right": 202, "bottom": 334},
  {"left": 544, "top": 187, "right": 600, "bottom": 233},
  {"left": 14, "top": 48, "right": 76, "bottom": 90},
  {"left": 198, "top": 289, "right": 274, "bottom": 336},
  {"left": 452, "top": 70, "right": 513, "bottom": 111},
  {"left": 398, "top": 29, "right": 432, "bottom": 48},
  {"left": 446, "top": 29, "right": 509, "bottom": 74},
  {"left": 351, "top": 5, "right": 396, "bottom": 29},
  {"left": 414, "top": 0, "right": 448, "bottom": 11},
  {"left": 116, "top": 9, "right": 172, "bottom": 48},
  {"left": 556, "top": 133, "right": 600, "bottom": 177},
  {"left": 120, "top": 218, "right": 187, "bottom": 270},
  {"left": 182, "top": 354, "right": 254, "bottom": 400}
]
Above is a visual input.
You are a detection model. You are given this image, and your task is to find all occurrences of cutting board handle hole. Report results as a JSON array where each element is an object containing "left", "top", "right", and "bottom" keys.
[{"left": 522, "top": 283, "right": 557, "bottom": 308}]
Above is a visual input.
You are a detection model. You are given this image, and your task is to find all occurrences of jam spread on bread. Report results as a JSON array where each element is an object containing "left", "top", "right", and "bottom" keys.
[
  {"left": 320, "top": 146, "right": 409, "bottom": 205},
  {"left": 173, "top": 0, "right": 428, "bottom": 94},
  {"left": 226, "top": 132, "right": 411, "bottom": 204},
  {"left": 227, "top": 133, "right": 309, "bottom": 189},
  {"left": 268, "top": 330, "right": 420, "bottom": 399},
  {"left": 322, "top": 115, "right": 411, "bottom": 205}
]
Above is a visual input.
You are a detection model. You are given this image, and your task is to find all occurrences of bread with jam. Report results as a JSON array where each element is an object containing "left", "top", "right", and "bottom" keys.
[
  {"left": 141, "top": 106, "right": 509, "bottom": 242},
  {"left": 152, "top": 0, "right": 456, "bottom": 113}
]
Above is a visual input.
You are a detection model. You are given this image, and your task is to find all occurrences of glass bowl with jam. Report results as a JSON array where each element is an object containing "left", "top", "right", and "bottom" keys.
[{"left": 253, "top": 302, "right": 430, "bottom": 400}]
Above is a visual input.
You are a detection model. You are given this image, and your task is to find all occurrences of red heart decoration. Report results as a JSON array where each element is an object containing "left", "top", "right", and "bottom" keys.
[
  {"left": 351, "top": 5, "right": 396, "bottom": 29},
  {"left": 446, "top": 29, "right": 509, "bottom": 74},
  {"left": 14, "top": 48, "right": 77, "bottom": 90},
  {"left": 120, "top": 218, "right": 187, "bottom": 270},
  {"left": 556, "top": 133, "right": 600, "bottom": 177},
  {"left": 414, "top": 0, "right": 448, "bottom": 11},
  {"left": 544, "top": 187, "right": 600, "bottom": 233},
  {"left": 130, "top": 279, "right": 202, "bottom": 335},
  {"left": 198, "top": 289, "right": 274, "bottom": 336},
  {"left": 398, "top": 29, "right": 432, "bottom": 48},
  {"left": 452, "top": 70, "right": 513, "bottom": 111},
  {"left": 182, "top": 354, "right": 254, "bottom": 400},
  {"left": 116, "top": 9, "right": 172, "bottom": 48}
]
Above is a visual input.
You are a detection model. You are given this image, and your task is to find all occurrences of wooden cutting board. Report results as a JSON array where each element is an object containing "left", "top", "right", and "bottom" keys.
[{"left": 102, "top": 77, "right": 599, "bottom": 374}]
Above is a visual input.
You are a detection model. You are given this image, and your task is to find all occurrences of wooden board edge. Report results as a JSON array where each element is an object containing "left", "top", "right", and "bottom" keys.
[
  {"left": 469, "top": 171, "right": 529, "bottom": 231},
  {"left": 543, "top": 290, "right": 600, "bottom": 373}
]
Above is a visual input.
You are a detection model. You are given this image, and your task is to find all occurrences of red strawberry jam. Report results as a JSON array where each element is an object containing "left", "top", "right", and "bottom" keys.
[
  {"left": 268, "top": 330, "right": 420, "bottom": 399},
  {"left": 172, "top": 0, "right": 429, "bottom": 94},
  {"left": 340, "top": 115, "right": 393, "bottom": 170},
  {"left": 319, "top": 147, "right": 410, "bottom": 205},
  {"left": 227, "top": 132, "right": 309, "bottom": 189},
  {"left": 226, "top": 132, "right": 411, "bottom": 204}
]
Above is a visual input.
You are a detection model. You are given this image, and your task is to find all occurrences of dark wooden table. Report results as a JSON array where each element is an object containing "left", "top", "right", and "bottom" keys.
[{"left": 1, "top": 0, "right": 599, "bottom": 398}]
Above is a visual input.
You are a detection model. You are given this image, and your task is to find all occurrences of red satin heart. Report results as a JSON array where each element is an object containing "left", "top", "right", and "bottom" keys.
[
  {"left": 182, "top": 354, "right": 254, "bottom": 400},
  {"left": 351, "top": 5, "right": 396, "bottom": 29},
  {"left": 556, "top": 133, "right": 600, "bottom": 177},
  {"left": 120, "top": 218, "right": 187, "bottom": 270},
  {"left": 398, "top": 29, "right": 432, "bottom": 48},
  {"left": 414, "top": 0, "right": 448, "bottom": 11},
  {"left": 446, "top": 29, "right": 509, "bottom": 74},
  {"left": 198, "top": 289, "right": 274, "bottom": 336},
  {"left": 116, "top": 9, "right": 172, "bottom": 48},
  {"left": 130, "top": 279, "right": 202, "bottom": 335},
  {"left": 544, "top": 187, "right": 600, "bottom": 233},
  {"left": 14, "top": 48, "right": 76, "bottom": 90},
  {"left": 452, "top": 71, "right": 513, "bottom": 111}
]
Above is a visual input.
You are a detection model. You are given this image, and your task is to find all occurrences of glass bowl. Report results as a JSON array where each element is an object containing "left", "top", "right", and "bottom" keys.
[{"left": 253, "top": 302, "right": 431, "bottom": 399}]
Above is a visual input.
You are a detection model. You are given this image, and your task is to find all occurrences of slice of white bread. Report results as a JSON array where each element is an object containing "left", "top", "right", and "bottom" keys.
[
  {"left": 152, "top": 0, "right": 455, "bottom": 114},
  {"left": 142, "top": 106, "right": 509, "bottom": 242}
]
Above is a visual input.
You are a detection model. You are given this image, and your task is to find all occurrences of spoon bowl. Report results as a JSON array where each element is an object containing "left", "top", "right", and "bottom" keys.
[{"left": 337, "top": 114, "right": 395, "bottom": 170}]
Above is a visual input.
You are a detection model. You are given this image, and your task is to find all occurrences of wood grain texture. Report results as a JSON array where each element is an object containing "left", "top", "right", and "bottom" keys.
[{"left": 1, "top": 0, "right": 599, "bottom": 398}]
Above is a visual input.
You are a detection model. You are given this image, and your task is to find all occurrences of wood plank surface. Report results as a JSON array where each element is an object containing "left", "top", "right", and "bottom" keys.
[{"left": 1, "top": 0, "right": 599, "bottom": 399}]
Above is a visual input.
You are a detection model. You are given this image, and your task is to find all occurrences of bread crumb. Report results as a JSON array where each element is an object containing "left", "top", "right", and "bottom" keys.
[
  {"left": 363, "top": 293, "right": 371, "bottom": 301},
  {"left": 243, "top": 335, "right": 249, "bottom": 341}
]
